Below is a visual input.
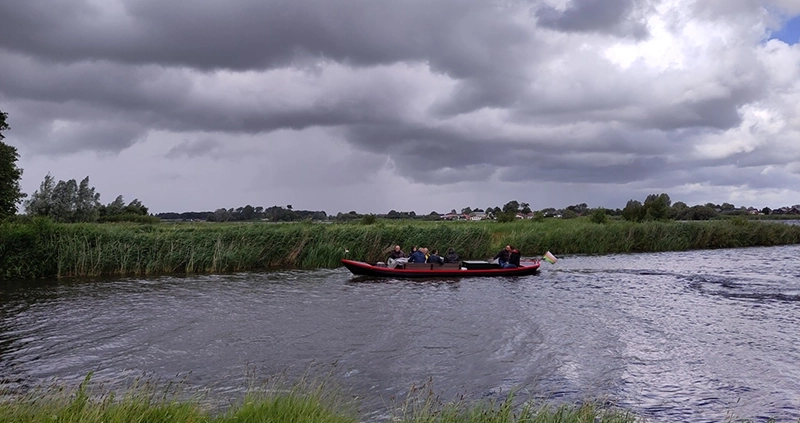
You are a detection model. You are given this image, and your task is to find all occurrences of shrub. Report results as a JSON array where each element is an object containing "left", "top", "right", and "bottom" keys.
[{"left": 590, "top": 208, "right": 608, "bottom": 224}]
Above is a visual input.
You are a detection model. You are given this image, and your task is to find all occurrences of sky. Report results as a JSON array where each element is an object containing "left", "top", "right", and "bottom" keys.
[{"left": 2, "top": 0, "right": 800, "bottom": 215}]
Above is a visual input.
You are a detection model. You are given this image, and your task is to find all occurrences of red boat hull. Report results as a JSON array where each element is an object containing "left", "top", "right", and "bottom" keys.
[{"left": 341, "top": 259, "right": 540, "bottom": 278}]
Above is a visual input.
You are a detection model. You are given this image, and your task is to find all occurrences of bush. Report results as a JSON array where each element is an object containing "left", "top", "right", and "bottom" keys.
[{"left": 590, "top": 208, "right": 608, "bottom": 224}]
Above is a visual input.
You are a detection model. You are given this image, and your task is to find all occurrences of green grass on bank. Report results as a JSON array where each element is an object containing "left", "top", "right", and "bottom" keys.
[
  {"left": 0, "top": 375, "right": 641, "bottom": 423},
  {"left": 2, "top": 217, "right": 800, "bottom": 279}
]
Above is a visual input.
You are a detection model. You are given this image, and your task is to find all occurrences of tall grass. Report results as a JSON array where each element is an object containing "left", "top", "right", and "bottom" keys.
[
  {"left": 392, "top": 381, "right": 639, "bottom": 423},
  {"left": 2, "top": 218, "right": 800, "bottom": 279},
  {"left": 0, "top": 374, "right": 641, "bottom": 423}
]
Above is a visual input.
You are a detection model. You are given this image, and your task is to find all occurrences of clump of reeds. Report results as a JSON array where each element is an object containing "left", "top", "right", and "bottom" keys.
[{"left": 390, "top": 380, "right": 640, "bottom": 423}]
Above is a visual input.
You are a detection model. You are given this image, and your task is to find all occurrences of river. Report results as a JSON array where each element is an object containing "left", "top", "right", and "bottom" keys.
[{"left": 2, "top": 245, "right": 799, "bottom": 422}]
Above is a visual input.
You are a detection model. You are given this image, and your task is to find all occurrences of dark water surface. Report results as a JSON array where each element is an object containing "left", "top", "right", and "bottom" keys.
[{"left": 2, "top": 246, "right": 800, "bottom": 422}]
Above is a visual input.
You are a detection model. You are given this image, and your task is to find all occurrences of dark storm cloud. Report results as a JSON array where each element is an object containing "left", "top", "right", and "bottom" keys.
[
  {"left": 535, "top": 0, "right": 653, "bottom": 39},
  {"left": 2, "top": 0, "right": 798, "bottom": 212},
  {"left": 0, "top": 0, "right": 529, "bottom": 77}
]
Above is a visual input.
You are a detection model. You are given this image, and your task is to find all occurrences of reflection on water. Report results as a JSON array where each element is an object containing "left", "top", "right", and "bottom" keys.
[{"left": 2, "top": 246, "right": 800, "bottom": 422}]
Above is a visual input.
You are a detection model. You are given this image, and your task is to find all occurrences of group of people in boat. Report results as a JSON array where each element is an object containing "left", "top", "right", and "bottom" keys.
[
  {"left": 388, "top": 245, "right": 460, "bottom": 265},
  {"left": 387, "top": 244, "right": 521, "bottom": 268},
  {"left": 492, "top": 244, "right": 522, "bottom": 268}
]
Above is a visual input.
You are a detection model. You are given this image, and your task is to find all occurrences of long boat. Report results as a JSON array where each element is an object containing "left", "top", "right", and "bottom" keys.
[{"left": 341, "top": 259, "right": 540, "bottom": 278}]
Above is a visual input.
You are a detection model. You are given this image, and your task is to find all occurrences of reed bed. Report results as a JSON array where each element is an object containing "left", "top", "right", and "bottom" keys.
[{"left": 2, "top": 218, "right": 800, "bottom": 279}]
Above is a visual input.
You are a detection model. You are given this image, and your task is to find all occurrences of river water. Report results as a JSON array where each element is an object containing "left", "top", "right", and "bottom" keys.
[{"left": 2, "top": 246, "right": 800, "bottom": 422}]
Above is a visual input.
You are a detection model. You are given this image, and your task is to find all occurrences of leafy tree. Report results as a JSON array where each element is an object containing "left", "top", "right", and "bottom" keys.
[
  {"left": 0, "top": 111, "right": 26, "bottom": 219},
  {"left": 102, "top": 195, "right": 127, "bottom": 216},
  {"left": 50, "top": 179, "right": 78, "bottom": 222},
  {"left": 210, "top": 208, "right": 232, "bottom": 222},
  {"left": 670, "top": 201, "right": 688, "bottom": 219},
  {"left": 561, "top": 209, "right": 578, "bottom": 219},
  {"left": 502, "top": 200, "right": 520, "bottom": 214},
  {"left": 25, "top": 173, "right": 56, "bottom": 218},
  {"left": 74, "top": 176, "right": 101, "bottom": 222},
  {"left": 566, "top": 203, "right": 588, "bottom": 215},
  {"left": 124, "top": 199, "right": 148, "bottom": 215},
  {"left": 241, "top": 205, "right": 255, "bottom": 220},
  {"left": 761, "top": 207, "right": 771, "bottom": 215},
  {"left": 642, "top": 193, "right": 670, "bottom": 221},
  {"left": 461, "top": 207, "right": 473, "bottom": 215},
  {"left": 622, "top": 200, "right": 643, "bottom": 222},
  {"left": 520, "top": 202, "right": 531, "bottom": 214},
  {"left": 680, "top": 205, "right": 718, "bottom": 220},
  {"left": 361, "top": 214, "right": 377, "bottom": 225}
]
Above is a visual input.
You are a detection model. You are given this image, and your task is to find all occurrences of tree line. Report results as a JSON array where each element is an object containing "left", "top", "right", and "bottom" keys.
[
  {"left": 157, "top": 205, "right": 327, "bottom": 222},
  {"left": 25, "top": 173, "right": 152, "bottom": 223},
  {"left": 0, "top": 110, "right": 154, "bottom": 223}
]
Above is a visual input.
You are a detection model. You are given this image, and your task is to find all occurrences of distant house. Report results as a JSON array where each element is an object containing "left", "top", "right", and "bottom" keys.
[
  {"left": 442, "top": 213, "right": 461, "bottom": 221},
  {"left": 469, "top": 212, "right": 487, "bottom": 221}
]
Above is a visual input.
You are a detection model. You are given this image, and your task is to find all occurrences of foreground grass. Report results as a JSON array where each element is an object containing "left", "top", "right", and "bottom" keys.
[
  {"left": 0, "top": 376, "right": 640, "bottom": 423},
  {"left": 2, "top": 217, "right": 800, "bottom": 279}
]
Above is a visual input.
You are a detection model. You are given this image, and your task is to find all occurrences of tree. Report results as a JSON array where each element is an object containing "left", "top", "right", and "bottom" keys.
[
  {"left": 670, "top": 201, "right": 688, "bottom": 219},
  {"left": 761, "top": 207, "right": 771, "bottom": 215},
  {"left": 124, "top": 199, "right": 148, "bottom": 215},
  {"left": 0, "top": 111, "right": 26, "bottom": 219},
  {"left": 461, "top": 207, "right": 473, "bottom": 215},
  {"left": 566, "top": 203, "right": 588, "bottom": 215},
  {"left": 642, "top": 193, "right": 670, "bottom": 221},
  {"left": 520, "top": 202, "right": 531, "bottom": 214},
  {"left": 25, "top": 173, "right": 56, "bottom": 218},
  {"left": 622, "top": 200, "right": 643, "bottom": 222},
  {"left": 50, "top": 179, "right": 78, "bottom": 222},
  {"left": 74, "top": 176, "right": 100, "bottom": 222},
  {"left": 104, "top": 195, "right": 127, "bottom": 216},
  {"left": 561, "top": 209, "right": 578, "bottom": 219},
  {"left": 502, "top": 200, "right": 520, "bottom": 214}
]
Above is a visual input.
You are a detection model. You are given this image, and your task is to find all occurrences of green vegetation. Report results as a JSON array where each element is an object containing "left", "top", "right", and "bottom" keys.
[
  {"left": 0, "top": 110, "right": 27, "bottom": 220},
  {"left": 25, "top": 173, "right": 154, "bottom": 223},
  {"left": 0, "top": 375, "right": 640, "bottom": 423},
  {"left": 3, "top": 217, "right": 800, "bottom": 279}
]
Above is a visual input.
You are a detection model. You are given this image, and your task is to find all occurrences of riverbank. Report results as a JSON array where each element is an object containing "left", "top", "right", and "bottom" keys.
[
  {"left": 2, "top": 217, "right": 800, "bottom": 279},
  {"left": 0, "top": 375, "right": 638, "bottom": 423}
]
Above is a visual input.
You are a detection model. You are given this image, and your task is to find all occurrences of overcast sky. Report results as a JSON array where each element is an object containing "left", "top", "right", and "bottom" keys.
[{"left": 2, "top": 0, "right": 800, "bottom": 215}]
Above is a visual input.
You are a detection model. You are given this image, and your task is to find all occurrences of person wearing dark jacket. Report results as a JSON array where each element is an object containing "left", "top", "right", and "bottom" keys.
[
  {"left": 388, "top": 245, "right": 406, "bottom": 259},
  {"left": 493, "top": 245, "right": 511, "bottom": 267},
  {"left": 428, "top": 249, "right": 444, "bottom": 265},
  {"left": 408, "top": 248, "right": 427, "bottom": 263},
  {"left": 444, "top": 248, "right": 460, "bottom": 263},
  {"left": 503, "top": 246, "right": 521, "bottom": 268}
]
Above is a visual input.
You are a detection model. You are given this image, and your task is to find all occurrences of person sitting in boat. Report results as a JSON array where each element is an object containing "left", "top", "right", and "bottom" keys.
[
  {"left": 493, "top": 245, "right": 511, "bottom": 267},
  {"left": 387, "top": 245, "right": 409, "bottom": 268},
  {"left": 408, "top": 247, "right": 427, "bottom": 263},
  {"left": 428, "top": 249, "right": 444, "bottom": 265},
  {"left": 389, "top": 245, "right": 406, "bottom": 259},
  {"left": 444, "top": 247, "right": 460, "bottom": 263},
  {"left": 502, "top": 246, "right": 521, "bottom": 268}
]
